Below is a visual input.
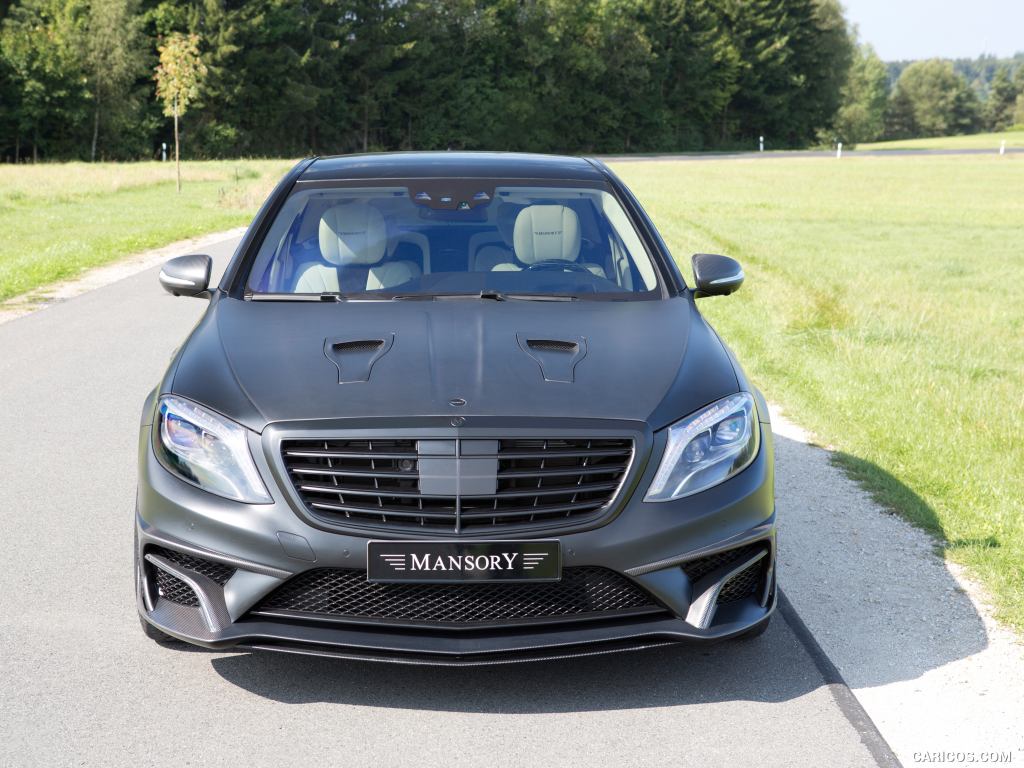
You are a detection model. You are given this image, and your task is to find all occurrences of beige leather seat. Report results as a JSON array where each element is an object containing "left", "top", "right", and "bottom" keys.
[
  {"left": 470, "top": 204, "right": 519, "bottom": 271},
  {"left": 492, "top": 204, "right": 605, "bottom": 277},
  {"left": 293, "top": 203, "right": 421, "bottom": 292}
]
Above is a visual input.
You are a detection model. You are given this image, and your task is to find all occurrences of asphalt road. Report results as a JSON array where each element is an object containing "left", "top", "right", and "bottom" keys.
[
  {"left": 0, "top": 237, "right": 891, "bottom": 768},
  {"left": 602, "top": 147, "right": 1023, "bottom": 161}
]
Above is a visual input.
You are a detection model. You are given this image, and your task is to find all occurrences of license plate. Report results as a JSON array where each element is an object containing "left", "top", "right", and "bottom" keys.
[{"left": 367, "top": 540, "right": 561, "bottom": 583}]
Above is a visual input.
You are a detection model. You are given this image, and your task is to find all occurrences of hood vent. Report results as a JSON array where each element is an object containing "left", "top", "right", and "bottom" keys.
[
  {"left": 527, "top": 339, "right": 579, "bottom": 353},
  {"left": 324, "top": 334, "right": 394, "bottom": 383},
  {"left": 517, "top": 334, "right": 587, "bottom": 383}
]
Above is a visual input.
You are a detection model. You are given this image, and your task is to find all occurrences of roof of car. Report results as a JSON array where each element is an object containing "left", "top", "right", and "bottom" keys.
[{"left": 299, "top": 151, "right": 607, "bottom": 182}]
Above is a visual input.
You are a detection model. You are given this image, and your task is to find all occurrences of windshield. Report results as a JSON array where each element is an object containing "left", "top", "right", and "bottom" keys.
[{"left": 245, "top": 181, "right": 661, "bottom": 299}]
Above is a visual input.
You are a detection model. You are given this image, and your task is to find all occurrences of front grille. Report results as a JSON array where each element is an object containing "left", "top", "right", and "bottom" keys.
[
  {"left": 281, "top": 437, "right": 634, "bottom": 533},
  {"left": 148, "top": 546, "right": 236, "bottom": 607},
  {"left": 681, "top": 543, "right": 768, "bottom": 605},
  {"left": 251, "top": 566, "right": 662, "bottom": 627}
]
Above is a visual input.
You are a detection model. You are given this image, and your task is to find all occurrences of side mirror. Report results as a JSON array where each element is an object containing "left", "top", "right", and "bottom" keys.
[
  {"left": 159, "top": 254, "right": 212, "bottom": 298},
  {"left": 691, "top": 253, "right": 743, "bottom": 298}
]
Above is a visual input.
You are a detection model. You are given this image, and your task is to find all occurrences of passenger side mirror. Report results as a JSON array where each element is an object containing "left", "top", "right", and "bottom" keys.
[
  {"left": 691, "top": 253, "right": 743, "bottom": 298},
  {"left": 159, "top": 254, "right": 212, "bottom": 298}
]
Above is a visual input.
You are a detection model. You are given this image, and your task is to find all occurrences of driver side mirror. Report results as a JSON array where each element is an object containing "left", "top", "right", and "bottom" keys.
[
  {"left": 159, "top": 254, "right": 212, "bottom": 298},
  {"left": 691, "top": 253, "right": 743, "bottom": 298}
]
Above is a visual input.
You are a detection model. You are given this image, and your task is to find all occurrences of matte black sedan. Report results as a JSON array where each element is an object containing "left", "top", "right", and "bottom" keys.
[{"left": 136, "top": 152, "right": 776, "bottom": 664}]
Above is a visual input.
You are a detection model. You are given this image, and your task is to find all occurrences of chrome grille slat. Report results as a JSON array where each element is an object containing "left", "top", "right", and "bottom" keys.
[
  {"left": 281, "top": 436, "right": 634, "bottom": 533},
  {"left": 496, "top": 464, "right": 626, "bottom": 478},
  {"left": 285, "top": 450, "right": 419, "bottom": 460}
]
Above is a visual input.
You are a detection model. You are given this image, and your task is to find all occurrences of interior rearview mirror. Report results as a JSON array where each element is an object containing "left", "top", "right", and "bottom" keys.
[
  {"left": 159, "top": 254, "right": 212, "bottom": 298},
  {"left": 691, "top": 253, "right": 743, "bottom": 298}
]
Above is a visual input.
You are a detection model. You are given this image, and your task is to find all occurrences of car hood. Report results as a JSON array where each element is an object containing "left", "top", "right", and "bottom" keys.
[{"left": 169, "top": 296, "right": 739, "bottom": 432}]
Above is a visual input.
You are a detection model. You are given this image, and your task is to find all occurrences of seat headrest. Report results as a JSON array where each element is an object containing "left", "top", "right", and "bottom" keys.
[
  {"left": 496, "top": 203, "right": 520, "bottom": 246},
  {"left": 513, "top": 205, "right": 581, "bottom": 264},
  {"left": 319, "top": 203, "right": 387, "bottom": 266}
]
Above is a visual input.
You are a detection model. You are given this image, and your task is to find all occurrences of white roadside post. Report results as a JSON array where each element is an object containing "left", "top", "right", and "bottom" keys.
[
  {"left": 1000, "top": 140, "right": 1006, "bottom": 156},
  {"left": 837, "top": 141, "right": 843, "bottom": 159},
  {"left": 759, "top": 135, "right": 764, "bottom": 152},
  {"left": 161, "top": 142, "right": 167, "bottom": 162}
]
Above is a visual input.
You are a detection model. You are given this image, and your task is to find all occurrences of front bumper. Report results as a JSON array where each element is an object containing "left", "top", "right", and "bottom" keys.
[{"left": 136, "top": 417, "right": 776, "bottom": 665}]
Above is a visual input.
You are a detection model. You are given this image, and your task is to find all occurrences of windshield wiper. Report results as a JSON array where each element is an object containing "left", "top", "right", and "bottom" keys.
[
  {"left": 247, "top": 291, "right": 394, "bottom": 302},
  {"left": 391, "top": 291, "right": 577, "bottom": 302},
  {"left": 501, "top": 293, "right": 579, "bottom": 301},
  {"left": 249, "top": 290, "right": 579, "bottom": 302},
  {"left": 247, "top": 292, "right": 340, "bottom": 302}
]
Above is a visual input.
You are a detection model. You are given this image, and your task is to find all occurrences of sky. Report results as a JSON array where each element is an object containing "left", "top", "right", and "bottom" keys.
[{"left": 840, "top": 0, "right": 1024, "bottom": 60}]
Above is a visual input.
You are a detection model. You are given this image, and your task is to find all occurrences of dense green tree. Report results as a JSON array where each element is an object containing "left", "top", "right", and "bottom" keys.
[
  {"left": 84, "top": 0, "right": 146, "bottom": 160},
  {"left": 886, "top": 59, "right": 979, "bottom": 139},
  {"left": 983, "top": 65, "right": 1018, "bottom": 132},
  {"left": 833, "top": 43, "right": 887, "bottom": 144},
  {"left": 717, "top": 0, "right": 852, "bottom": 148},
  {"left": 0, "top": 0, "right": 863, "bottom": 159},
  {"left": 0, "top": 0, "right": 88, "bottom": 160},
  {"left": 637, "top": 0, "right": 740, "bottom": 150}
]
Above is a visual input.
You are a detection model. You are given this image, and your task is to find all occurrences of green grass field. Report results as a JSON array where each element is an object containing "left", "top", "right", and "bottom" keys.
[
  {"left": 0, "top": 159, "right": 293, "bottom": 302},
  {"left": 2, "top": 153, "right": 1021, "bottom": 632},
  {"left": 613, "top": 154, "right": 1024, "bottom": 632},
  {"left": 857, "top": 128, "right": 1024, "bottom": 151}
]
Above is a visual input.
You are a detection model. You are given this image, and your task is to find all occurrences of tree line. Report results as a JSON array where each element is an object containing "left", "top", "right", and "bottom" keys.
[
  {"left": 0, "top": 0, "right": 1020, "bottom": 163},
  {"left": 836, "top": 49, "right": 1024, "bottom": 144}
]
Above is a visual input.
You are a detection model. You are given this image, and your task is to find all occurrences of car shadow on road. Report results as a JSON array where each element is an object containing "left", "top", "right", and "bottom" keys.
[
  {"left": 209, "top": 430, "right": 990, "bottom": 711},
  {"left": 209, "top": 617, "right": 826, "bottom": 712}
]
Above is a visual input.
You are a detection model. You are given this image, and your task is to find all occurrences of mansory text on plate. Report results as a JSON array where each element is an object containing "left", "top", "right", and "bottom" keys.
[{"left": 136, "top": 152, "right": 776, "bottom": 664}]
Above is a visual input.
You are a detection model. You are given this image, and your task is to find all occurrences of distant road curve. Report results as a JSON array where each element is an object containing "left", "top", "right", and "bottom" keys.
[{"left": 601, "top": 147, "right": 1024, "bottom": 162}]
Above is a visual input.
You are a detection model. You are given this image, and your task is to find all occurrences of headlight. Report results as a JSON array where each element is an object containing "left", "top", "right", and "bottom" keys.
[
  {"left": 645, "top": 392, "right": 760, "bottom": 502},
  {"left": 155, "top": 395, "right": 271, "bottom": 503}
]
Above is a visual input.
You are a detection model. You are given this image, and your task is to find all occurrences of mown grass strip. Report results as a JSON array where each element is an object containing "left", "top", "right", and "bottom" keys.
[
  {"left": 856, "top": 129, "right": 1024, "bottom": 151},
  {"left": 615, "top": 155, "right": 1024, "bottom": 632},
  {"left": 0, "top": 160, "right": 294, "bottom": 302}
]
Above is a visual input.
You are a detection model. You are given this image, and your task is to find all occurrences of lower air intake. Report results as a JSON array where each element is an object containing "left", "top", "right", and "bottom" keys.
[
  {"left": 717, "top": 559, "right": 764, "bottom": 604},
  {"left": 147, "top": 546, "right": 236, "bottom": 607},
  {"left": 681, "top": 542, "right": 768, "bottom": 605},
  {"left": 251, "top": 567, "right": 663, "bottom": 627}
]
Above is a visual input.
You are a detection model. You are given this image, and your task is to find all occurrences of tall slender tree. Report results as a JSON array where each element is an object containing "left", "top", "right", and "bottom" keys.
[{"left": 155, "top": 32, "right": 205, "bottom": 192}]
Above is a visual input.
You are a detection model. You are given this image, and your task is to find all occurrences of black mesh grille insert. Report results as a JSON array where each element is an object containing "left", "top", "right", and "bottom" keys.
[
  {"left": 718, "top": 560, "right": 764, "bottom": 604},
  {"left": 153, "top": 569, "right": 199, "bottom": 606},
  {"left": 527, "top": 339, "right": 579, "bottom": 352},
  {"left": 332, "top": 339, "right": 384, "bottom": 353},
  {"left": 148, "top": 546, "right": 236, "bottom": 607},
  {"left": 252, "top": 567, "right": 662, "bottom": 626},
  {"left": 281, "top": 437, "right": 633, "bottom": 533},
  {"left": 681, "top": 543, "right": 768, "bottom": 605},
  {"left": 681, "top": 543, "right": 764, "bottom": 583}
]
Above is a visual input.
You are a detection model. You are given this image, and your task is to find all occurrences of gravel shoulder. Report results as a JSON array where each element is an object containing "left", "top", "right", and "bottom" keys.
[{"left": 773, "top": 409, "right": 1024, "bottom": 764}]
